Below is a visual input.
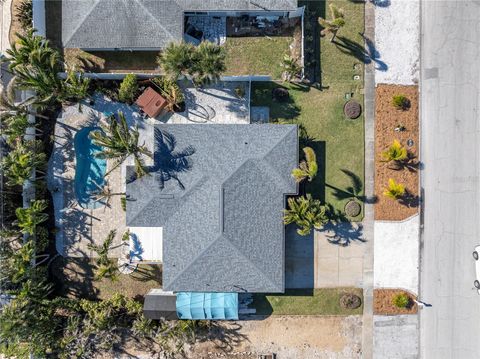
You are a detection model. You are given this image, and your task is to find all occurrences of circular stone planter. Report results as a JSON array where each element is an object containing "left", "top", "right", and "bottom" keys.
[
  {"left": 344, "top": 100, "right": 362, "bottom": 119},
  {"left": 340, "top": 293, "right": 362, "bottom": 309},
  {"left": 345, "top": 200, "right": 362, "bottom": 218}
]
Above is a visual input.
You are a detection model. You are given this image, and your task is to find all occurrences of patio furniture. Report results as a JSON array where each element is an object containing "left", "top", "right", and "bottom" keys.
[{"left": 135, "top": 87, "right": 168, "bottom": 118}]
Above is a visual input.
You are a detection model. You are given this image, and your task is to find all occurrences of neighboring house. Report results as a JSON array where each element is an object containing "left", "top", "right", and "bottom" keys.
[
  {"left": 61, "top": 0, "right": 303, "bottom": 50},
  {"left": 127, "top": 124, "right": 298, "bottom": 297}
]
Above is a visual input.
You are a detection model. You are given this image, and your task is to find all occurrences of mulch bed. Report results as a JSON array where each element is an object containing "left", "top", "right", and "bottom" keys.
[
  {"left": 374, "top": 288, "right": 418, "bottom": 315},
  {"left": 375, "top": 85, "right": 419, "bottom": 220}
]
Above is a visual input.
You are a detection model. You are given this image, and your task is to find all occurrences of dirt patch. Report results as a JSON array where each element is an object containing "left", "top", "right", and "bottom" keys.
[
  {"left": 374, "top": 288, "right": 417, "bottom": 315},
  {"left": 375, "top": 84, "right": 419, "bottom": 220},
  {"left": 9, "top": 0, "right": 26, "bottom": 45}
]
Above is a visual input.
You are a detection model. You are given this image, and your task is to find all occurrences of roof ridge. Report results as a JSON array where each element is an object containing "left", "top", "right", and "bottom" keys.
[
  {"left": 134, "top": 0, "right": 177, "bottom": 43},
  {"left": 63, "top": 0, "right": 102, "bottom": 47}
]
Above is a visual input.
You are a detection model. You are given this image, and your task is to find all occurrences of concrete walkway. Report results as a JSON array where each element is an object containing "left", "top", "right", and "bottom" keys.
[{"left": 374, "top": 315, "right": 419, "bottom": 359}]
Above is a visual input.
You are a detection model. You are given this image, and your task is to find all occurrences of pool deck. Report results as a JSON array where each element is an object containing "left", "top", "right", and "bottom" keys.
[{"left": 48, "top": 94, "right": 155, "bottom": 258}]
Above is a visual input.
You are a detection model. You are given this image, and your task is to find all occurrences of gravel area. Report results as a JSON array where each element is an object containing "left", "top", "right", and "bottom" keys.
[{"left": 375, "top": 0, "right": 420, "bottom": 85}]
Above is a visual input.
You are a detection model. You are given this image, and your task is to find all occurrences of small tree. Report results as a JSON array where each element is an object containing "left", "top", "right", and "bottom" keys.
[
  {"left": 284, "top": 194, "right": 328, "bottom": 236},
  {"left": 281, "top": 54, "right": 302, "bottom": 82},
  {"left": 190, "top": 41, "right": 226, "bottom": 86},
  {"left": 392, "top": 94, "right": 410, "bottom": 110},
  {"left": 150, "top": 77, "right": 184, "bottom": 112},
  {"left": 2, "top": 140, "right": 46, "bottom": 187},
  {"left": 15, "top": 200, "right": 48, "bottom": 236},
  {"left": 118, "top": 74, "right": 138, "bottom": 104},
  {"left": 292, "top": 146, "right": 318, "bottom": 183},
  {"left": 157, "top": 42, "right": 195, "bottom": 80},
  {"left": 89, "top": 111, "right": 152, "bottom": 178},
  {"left": 318, "top": 4, "right": 346, "bottom": 42},
  {"left": 392, "top": 293, "right": 410, "bottom": 308},
  {"left": 87, "top": 230, "right": 119, "bottom": 281},
  {"left": 383, "top": 178, "right": 405, "bottom": 200},
  {"left": 381, "top": 139, "right": 408, "bottom": 163}
]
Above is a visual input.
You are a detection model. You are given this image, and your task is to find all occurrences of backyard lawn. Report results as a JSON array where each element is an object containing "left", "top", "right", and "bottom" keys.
[
  {"left": 251, "top": 0, "right": 365, "bottom": 219},
  {"left": 251, "top": 288, "right": 363, "bottom": 315},
  {"left": 224, "top": 37, "right": 293, "bottom": 79}
]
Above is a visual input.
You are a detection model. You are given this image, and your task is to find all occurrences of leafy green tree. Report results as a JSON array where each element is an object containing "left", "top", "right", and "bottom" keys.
[
  {"left": 284, "top": 194, "right": 328, "bottom": 235},
  {"left": 157, "top": 41, "right": 195, "bottom": 79},
  {"left": 318, "top": 4, "right": 346, "bottom": 42},
  {"left": 63, "top": 69, "right": 91, "bottom": 102},
  {"left": 118, "top": 74, "right": 138, "bottom": 104},
  {"left": 87, "top": 230, "right": 119, "bottom": 281},
  {"left": 89, "top": 111, "right": 152, "bottom": 178},
  {"left": 383, "top": 178, "right": 405, "bottom": 200},
  {"left": 14, "top": 200, "right": 48, "bottom": 235},
  {"left": 190, "top": 41, "right": 226, "bottom": 86},
  {"left": 281, "top": 54, "right": 302, "bottom": 82},
  {"left": 1, "top": 140, "right": 46, "bottom": 187},
  {"left": 291, "top": 146, "right": 318, "bottom": 183},
  {"left": 381, "top": 139, "right": 408, "bottom": 163}
]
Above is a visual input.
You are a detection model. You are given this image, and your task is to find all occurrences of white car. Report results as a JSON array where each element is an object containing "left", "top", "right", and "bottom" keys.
[{"left": 473, "top": 245, "right": 480, "bottom": 291}]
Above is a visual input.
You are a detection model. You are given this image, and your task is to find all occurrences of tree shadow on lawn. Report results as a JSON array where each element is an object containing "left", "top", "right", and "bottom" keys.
[
  {"left": 252, "top": 83, "right": 302, "bottom": 121},
  {"left": 129, "top": 264, "right": 162, "bottom": 284},
  {"left": 334, "top": 35, "right": 388, "bottom": 72},
  {"left": 327, "top": 168, "right": 378, "bottom": 204}
]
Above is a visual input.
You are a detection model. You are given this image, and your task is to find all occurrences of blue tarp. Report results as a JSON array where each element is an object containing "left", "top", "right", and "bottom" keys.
[{"left": 176, "top": 292, "right": 239, "bottom": 320}]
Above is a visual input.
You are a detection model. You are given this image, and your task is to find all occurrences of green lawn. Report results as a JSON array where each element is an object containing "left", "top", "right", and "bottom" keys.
[
  {"left": 224, "top": 37, "right": 292, "bottom": 79},
  {"left": 252, "top": 288, "right": 363, "bottom": 315},
  {"left": 251, "top": 0, "right": 365, "bottom": 219}
]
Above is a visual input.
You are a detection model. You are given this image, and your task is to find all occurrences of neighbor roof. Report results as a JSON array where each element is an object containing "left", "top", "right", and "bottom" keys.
[
  {"left": 62, "top": 0, "right": 299, "bottom": 49},
  {"left": 126, "top": 124, "right": 298, "bottom": 293}
]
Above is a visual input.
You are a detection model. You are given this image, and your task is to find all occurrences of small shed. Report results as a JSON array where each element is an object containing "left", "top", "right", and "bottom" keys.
[
  {"left": 136, "top": 87, "right": 168, "bottom": 118},
  {"left": 143, "top": 289, "right": 177, "bottom": 320}
]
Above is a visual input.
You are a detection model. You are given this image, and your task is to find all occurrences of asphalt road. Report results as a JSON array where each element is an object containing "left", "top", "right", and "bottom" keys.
[{"left": 420, "top": 1, "right": 480, "bottom": 358}]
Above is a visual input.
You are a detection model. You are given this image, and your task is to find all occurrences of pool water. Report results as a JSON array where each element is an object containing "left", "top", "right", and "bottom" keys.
[{"left": 74, "top": 127, "right": 107, "bottom": 209}]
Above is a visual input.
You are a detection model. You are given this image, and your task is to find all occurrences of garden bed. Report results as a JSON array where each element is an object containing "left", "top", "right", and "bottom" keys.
[
  {"left": 375, "top": 84, "right": 419, "bottom": 221},
  {"left": 374, "top": 288, "right": 418, "bottom": 315}
]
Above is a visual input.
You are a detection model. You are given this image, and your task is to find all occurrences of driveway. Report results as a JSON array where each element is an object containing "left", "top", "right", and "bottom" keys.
[{"left": 420, "top": 1, "right": 480, "bottom": 358}]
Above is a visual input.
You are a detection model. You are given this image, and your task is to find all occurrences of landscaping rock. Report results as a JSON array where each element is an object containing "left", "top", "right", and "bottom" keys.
[
  {"left": 345, "top": 200, "right": 362, "bottom": 217},
  {"left": 344, "top": 100, "right": 362, "bottom": 119},
  {"left": 340, "top": 294, "right": 362, "bottom": 309}
]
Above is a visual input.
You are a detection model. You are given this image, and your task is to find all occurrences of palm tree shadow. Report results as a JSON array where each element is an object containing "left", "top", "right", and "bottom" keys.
[
  {"left": 327, "top": 169, "right": 378, "bottom": 204},
  {"left": 322, "top": 204, "right": 367, "bottom": 247},
  {"left": 334, "top": 35, "right": 388, "bottom": 72}
]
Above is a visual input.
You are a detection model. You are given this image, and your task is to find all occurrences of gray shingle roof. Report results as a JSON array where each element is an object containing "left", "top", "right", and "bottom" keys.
[
  {"left": 126, "top": 124, "right": 298, "bottom": 293},
  {"left": 62, "top": 0, "right": 299, "bottom": 49}
]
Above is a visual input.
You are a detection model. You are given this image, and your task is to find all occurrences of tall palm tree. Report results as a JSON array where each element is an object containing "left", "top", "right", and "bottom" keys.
[
  {"left": 14, "top": 200, "right": 48, "bottom": 236},
  {"left": 281, "top": 54, "right": 302, "bottom": 82},
  {"left": 2, "top": 140, "right": 46, "bottom": 187},
  {"left": 190, "top": 41, "right": 226, "bottom": 86},
  {"left": 0, "top": 77, "right": 49, "bottom": 119},
  {"left": 89, "top": 179, "right": 125, "bottom": 208},
  {"left": 87, "top": 230, "right": 119, "bottom": 281},
  {"left": 318, "top": 4, "right": 346, "bottom": 42},
  {"left": 89, "top": 112, "right": 153, "bottom": 178},
  {"left": 292, "top": 146, "right": 318, "bottom": 183},
  {"left": 284, "top": 194, "right": 328, "bottom": 236},
  {"left": 383, "top": 178, "right": 405, "bottom": 200},
  {"left": 157, "top": 41, "right": 195, "bottom": 80}
]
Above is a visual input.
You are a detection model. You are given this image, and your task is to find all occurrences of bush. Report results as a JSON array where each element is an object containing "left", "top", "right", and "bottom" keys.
[
  {"left": 340, "top": 293, "right": 362, "bottom": 309},
  {"left": 15, "top": 0, "right": 32, "bottom": 29},
  {"left": 392, "top": 293, "right": 410, "bottom": 308},
  {"left": 150, "top": 76, "right": 184, "bottom": 112},
  {"left": 392, "top": 94, "right": 410, "bottom": 110},
  {"left": 118, "top": 74, "right": 138, "bottom": 104},
  {"left": 272, "top": 87, "right": 289, "bottom": 102}
]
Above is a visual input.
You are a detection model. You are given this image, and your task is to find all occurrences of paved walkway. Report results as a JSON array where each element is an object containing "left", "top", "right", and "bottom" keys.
[{"left": 374, "top": 315, "right": 419, "bottom": 359}]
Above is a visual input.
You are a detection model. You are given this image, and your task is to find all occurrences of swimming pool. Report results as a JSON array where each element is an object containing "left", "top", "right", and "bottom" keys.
[{"left": 74, "top": 127, "right": 107, "bottom": 209}]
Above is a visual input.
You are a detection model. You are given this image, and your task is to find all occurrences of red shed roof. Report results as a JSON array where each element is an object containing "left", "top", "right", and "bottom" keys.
[{"left": 136, "top": 87, "right": 168, "bottom": 118}]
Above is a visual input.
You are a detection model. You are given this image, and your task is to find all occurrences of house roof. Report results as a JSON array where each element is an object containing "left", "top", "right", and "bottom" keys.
[
  {"left": 62, "top": 0, "right": 299, "bottom": 49},
  {"left": 126, "top": 124, "right": 298, "bottom": 293}
]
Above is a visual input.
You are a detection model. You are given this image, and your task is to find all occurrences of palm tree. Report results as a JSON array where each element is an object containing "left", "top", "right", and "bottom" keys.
[
  {"left": 89, "top": 179, "right": 125, "bottom": 208},
  {"left": 157, "top": 41, "right": 195, "bottom": 80},
  {"left": 0, "top": 77, "right": 49, "bottom": 119},
  {"left": 87, "top": 230, "right": 119, "bottom": 281},
  {"left": 284, "top": 194, "right": 328, "bottom": 236},
  {"left": 190, "top": 41, "right": 226, "bottom": 86},
  {"left": 281, "top": 54, "right": 302, "bottom": 82},
  {"left": 292, "top": 146, "right": 318, "bottom": 183},
  {"left": 318, "top": 4, "right": 346, "bottom": 42},
  {"left": 14, "top": 200, "right": 48, "bottom": 236},
  {"left": 381, "top": 139, "right": 408, "bottom": 169},
  {"left": 2, "top": 140, "right": 46, "bottom": 187},
  {"left": 383, "top": 178, "right": 405, "bottom": 200},
  {"left": 89, "top": 112, "right": 153, "bottom": 178},
  {"left": 150, "top": 77, "right": 184, "bottom": 112}
]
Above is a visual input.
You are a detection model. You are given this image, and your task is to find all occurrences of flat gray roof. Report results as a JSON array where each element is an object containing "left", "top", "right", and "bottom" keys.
[
  {"left": 62, "top": 0, "right": 299, "bottom": 49},
  {"left": 126, "top": 124, "right": 298, "bottom": 293}
]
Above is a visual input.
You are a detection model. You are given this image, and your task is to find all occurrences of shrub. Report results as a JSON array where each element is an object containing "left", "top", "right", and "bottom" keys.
[
  {"left": 150, "top": 76, "right": 184, "bottom": 112},
  {"left": 392, "top": 293, "right": 410, "bottom": 308},
  {"left": 383, "top": 178, "right": 405, "bottom": 200},
  {"left": 272, "top": 87, "right": 289, "bottom": 102},
  {"left": 15, "top": 0, "right": 32, "bottom": 29},
  {"left": 340, "top": 294, "right": 362, "bottom": 309},
  {"left": 118, "top": 74, "right": 138, "bottom": 104},
  {"left": 392, "top": 94, "right": 410, "bottom": 110},
  {"left": 120, "top": 197, "right": 127, "bottom": 211}
]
